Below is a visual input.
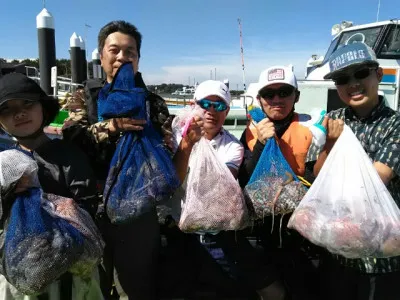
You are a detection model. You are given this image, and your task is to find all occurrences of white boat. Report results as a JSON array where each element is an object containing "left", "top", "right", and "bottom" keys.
[
  {"left": 297, "top": 19, "right": 400, "bottom": 114},
  {"left": 239, "top": 19, "right": 400, "bottom": 119},
  {"left": 172, "top": 86, "right": 196, "bottom": 96},
  {"left": 218, "top": 19, "right": 400, "bottom": 138}
]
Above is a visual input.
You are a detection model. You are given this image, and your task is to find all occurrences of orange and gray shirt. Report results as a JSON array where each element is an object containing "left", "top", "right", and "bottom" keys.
[{"left": 238, "top": 113, "right": 313, "bottom": 187}]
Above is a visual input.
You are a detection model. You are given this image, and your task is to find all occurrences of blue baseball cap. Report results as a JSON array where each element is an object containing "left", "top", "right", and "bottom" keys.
[{"left": 324, "top": 43, "right": 379, "bottom": 79}]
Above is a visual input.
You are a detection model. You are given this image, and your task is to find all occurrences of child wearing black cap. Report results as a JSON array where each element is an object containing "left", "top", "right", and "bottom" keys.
[{"left": 0, "top": 73, "right": 102, "bottom": 299}]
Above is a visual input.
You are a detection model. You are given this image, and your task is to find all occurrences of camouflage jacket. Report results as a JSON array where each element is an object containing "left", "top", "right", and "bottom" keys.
[{"left": 62, "top": 72, "right": 170, "bottom": 181}]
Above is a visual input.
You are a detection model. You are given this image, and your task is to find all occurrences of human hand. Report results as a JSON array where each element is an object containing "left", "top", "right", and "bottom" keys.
[
  {"left": 256, "top": 118, "right": 275, "bottom": 144},
  {"left": 183, "top": 116, "right": 204, "bottom": 146},
  {"left": 322, "top": 116, "right": 344, "bottom": 149},
  {"left": 108, "top": 118, "right": 146, "bottom": 135}
]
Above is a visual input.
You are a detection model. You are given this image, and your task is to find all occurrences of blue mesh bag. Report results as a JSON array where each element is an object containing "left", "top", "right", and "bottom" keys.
[
  {"left": 98, "top": 63, "right": 180, "bottom": 224},
  {"left": 244, "top": 138, "right": 306, "bottom": 220},
  {"left": 4, "top": 187, "right": 84, "bottom": 294}
]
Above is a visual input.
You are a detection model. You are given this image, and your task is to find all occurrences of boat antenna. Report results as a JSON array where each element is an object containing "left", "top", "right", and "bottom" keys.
[
  {"left": 376, "top": 0, "right": 381, "bottom": 22},
  {"left": 238, "top": 18, "right": 249, "bottom": 117},
  {"left": 238, "top": 18, "right": 246, "bottom": 93},
  {"left": 42, "top": 0, "right": 46, "bottom": 8}
]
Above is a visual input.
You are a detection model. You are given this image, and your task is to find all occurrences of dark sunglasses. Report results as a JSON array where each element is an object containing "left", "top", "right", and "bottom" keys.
[
  {"left": 196, "top": 99, "right": 228, "bottom": 112},
  {"left": 333, "top": 67, "right": 377, "bottom": 85},
  {"left": 259, "top": 86, "right": 295, "bottom": 100}
]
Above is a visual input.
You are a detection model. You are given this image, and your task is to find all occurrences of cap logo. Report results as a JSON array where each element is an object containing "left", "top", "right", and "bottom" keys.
[
  {"left": 330, "top": 46, "right": 370, "bottom": 72},
  {"left": 268, "top": 68, "right": 285, "bottom": 81}
]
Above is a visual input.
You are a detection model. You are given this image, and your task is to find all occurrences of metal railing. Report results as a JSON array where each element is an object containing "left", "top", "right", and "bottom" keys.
[{"left": 25, "top": 66, "right": 83, "bottom": 97}]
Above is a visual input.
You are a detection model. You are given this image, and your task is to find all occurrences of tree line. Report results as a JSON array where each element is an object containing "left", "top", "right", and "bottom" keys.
[
  {"left": 0, "top": 58, "right": 93, "bottom": 78},
  {"left": 1, "top": 58, "right": 244, "bottom": 95}
]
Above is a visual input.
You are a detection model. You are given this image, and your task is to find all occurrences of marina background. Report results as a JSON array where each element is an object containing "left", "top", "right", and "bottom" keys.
[{"left": 1, "top": 0, "right": 398, "bottom": 89}]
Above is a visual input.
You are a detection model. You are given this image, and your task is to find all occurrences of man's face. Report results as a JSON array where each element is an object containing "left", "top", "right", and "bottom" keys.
[
  {"left": 257, "top": 83, "right": 297, "bottom": 121},
  {"left": 333, "top": 65, "right": 382, "bottom": 108},
  {"left": 100, "top": 32, "right": 139, "bottom": 83},
  {"left": 197, "top": 95, "right": 230, "bottom": 138}
]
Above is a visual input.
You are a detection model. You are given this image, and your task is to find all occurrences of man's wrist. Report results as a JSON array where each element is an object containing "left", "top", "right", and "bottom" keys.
[
  {"left": 323, "top": 140, "right": 336, "bottom": 153},
  {"left": 180, "top": 136, "right": 194, "bottom": 151}
]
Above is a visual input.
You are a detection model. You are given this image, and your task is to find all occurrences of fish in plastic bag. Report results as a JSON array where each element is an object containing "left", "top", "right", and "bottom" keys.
[
  {"left": 0, "top": 149, "right": 103, "bottom": 294},
  {"left": 4, "top": 188, "right": 85, "bottom": 295},
  {"left": 244, "top": 138, "right": 307, "bottom": 220},
  {"left": 44, "top": 193, "right": 104, "bottom": 279},
  {"left": 99, "top": 63, "right": 180, "bottom": 224},
  {"left": 0, "top": 149, "right": 85, "bottom": 294},
  {"left": 288, "top": 125, "right": 400, "bottom": 258},
  {"left": 178, "top": 138, "right": 249, "bottom": 233}
]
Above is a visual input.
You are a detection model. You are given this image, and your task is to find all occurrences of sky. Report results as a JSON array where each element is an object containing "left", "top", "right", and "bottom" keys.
[{"left": 0, "top": 0, "right": 398, "bottom": 88}]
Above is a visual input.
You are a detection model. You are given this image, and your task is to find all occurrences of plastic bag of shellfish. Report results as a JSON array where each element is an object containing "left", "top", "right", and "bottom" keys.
[
  {"left": 288, "top": 125, "right": 400, "bottom": 258},
  {"left": 178, "top": 138, "right": 249, "bottom": 233},
  {"left": 244, "top": 138, "right": 307, "bottom": 220}
]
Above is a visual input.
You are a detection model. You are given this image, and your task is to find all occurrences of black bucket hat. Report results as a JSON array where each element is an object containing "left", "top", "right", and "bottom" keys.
[{"left": 0, "top": 73, "right": 53, "bottom": 106}]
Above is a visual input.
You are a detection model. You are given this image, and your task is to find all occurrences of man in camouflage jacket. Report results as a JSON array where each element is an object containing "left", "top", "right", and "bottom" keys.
[{"left": 62, "top": 20, "right": 173, "bottom": 300}]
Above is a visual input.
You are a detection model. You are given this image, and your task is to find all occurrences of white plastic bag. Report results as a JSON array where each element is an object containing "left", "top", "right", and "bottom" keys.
[
  {"left": 178, "top": 138, "right": 249, "bottom": 233},
  {"left": 288, "top": 125, "right": 400, "bottom": 258}
]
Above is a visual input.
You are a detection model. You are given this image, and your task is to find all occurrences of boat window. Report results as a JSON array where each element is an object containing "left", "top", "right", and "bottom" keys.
[
  {"left": 321, "top": 36, "right": 340, "bottom": 65},
  {"left": 380, "top": 25, "right": 400, "bottom": 57},
  {"left": 337, "top": 26, "right": 382, "bottom": 49},
  {"left": 321, "top": 27, "right": 382, "bottom": 65}
]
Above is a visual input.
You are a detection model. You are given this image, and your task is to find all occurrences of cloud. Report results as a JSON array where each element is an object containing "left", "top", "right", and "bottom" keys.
[{"left": 141, "top": 46, "right": 325, "bottom": 89}]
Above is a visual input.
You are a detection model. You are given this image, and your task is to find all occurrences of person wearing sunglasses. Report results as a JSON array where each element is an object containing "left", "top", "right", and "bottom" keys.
[
  {"left": 166, "top": 80, "right": 284, "bottom": 299},
  {"left": 238, "top": 66, "right": 320, "bottom": 300},
  {"left": 239, "top": 66, "right": 315, "bottom": 186},
  {"left": 312, "top": 43, "right": 400, "bottom": 300},
  {"left": 171, "top": 80, "right": 242, "bottom": 180}
]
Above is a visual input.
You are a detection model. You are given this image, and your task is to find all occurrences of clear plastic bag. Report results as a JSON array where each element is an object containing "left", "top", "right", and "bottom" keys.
[
  {"left": 178, "top": 138, "right": 249, "bottom": 233},
  {"left": 171, "top": 105, "right": 204, "bottom": 141},
  {"left": 288, "top": 125, "right": 400, "bottom": 258}
]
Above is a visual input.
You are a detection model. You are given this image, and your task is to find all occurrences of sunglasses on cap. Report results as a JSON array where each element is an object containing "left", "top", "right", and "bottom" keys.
[
  {"left": 332, "top": 67, "right": 377, "bottom": 85},
  {"left": 259, "top": 86, "right": 295, "bottom": 100},
  {"left": 196, "top": 99, "right": 228, "bottom": 112}
]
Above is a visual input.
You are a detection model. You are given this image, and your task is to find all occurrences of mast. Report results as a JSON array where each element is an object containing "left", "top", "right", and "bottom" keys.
[
  {"left": 376, "top": 0, "right": 381, "bottom": 22},
  {"left": 238, "top": 18, "right": 246, "bottom": 92}
]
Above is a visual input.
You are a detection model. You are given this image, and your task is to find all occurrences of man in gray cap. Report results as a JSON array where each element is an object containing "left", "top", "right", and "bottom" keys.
[{"left": 314, "top": 42, "right": 400, "bottom": 300}]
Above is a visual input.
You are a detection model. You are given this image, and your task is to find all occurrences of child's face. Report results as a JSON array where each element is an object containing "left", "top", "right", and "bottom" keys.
[
  {"left": 333, "top": 66, "right": 383, "bottom": 109},
  {"left": 0, "top": 99, "right": 44, "bottom": 137}
]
